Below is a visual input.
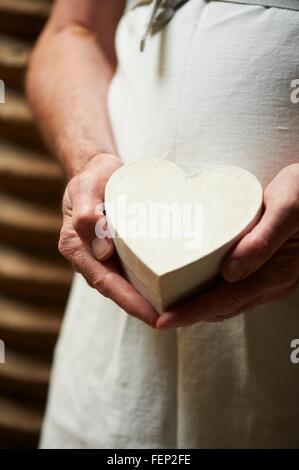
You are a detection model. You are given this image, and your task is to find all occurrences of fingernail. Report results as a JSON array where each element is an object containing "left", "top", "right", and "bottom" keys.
[
  {"left": 224, "top": 259, "right": 245, "bottom": 282},
  {"left": 92, "top": 238, "right": 110, "bottom": 260},
  {"left": 156, "top": 314, "right": 176, "bottom": 330},
  {"left": 156, "top": 321, "right": 170, "bottom": 330}
]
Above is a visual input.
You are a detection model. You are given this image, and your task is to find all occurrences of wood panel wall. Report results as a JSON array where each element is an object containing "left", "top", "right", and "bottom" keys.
[{"left": 0, "top": 0, "right": 73, "bottom": 448}]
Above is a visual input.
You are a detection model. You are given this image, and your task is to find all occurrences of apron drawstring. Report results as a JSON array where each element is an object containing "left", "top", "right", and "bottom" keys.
[
  {"left": 140, "top": 0, "right": 162, "bottom": 52},
  {"left": 132, "top": 0, "right": 191, "bottom": 52}
]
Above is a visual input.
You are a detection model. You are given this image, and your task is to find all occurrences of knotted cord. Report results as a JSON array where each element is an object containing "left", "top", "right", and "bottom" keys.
[{"left": 131, "top": 0, "right": 191, "bottom": 51}]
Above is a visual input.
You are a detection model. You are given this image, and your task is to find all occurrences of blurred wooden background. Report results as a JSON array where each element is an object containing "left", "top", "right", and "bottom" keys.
[{"left": 0, "top": 0, "right": 73, "bottom": 448}]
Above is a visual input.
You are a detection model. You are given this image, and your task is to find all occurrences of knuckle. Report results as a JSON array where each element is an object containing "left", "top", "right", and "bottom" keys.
[
  {"left": 247, "top": 232, "right": 272, "bottom": 260},
  {"left": 59, "top": 241, "right": 75, "bottom": 260},
  {"left": 69, "top": 251, "right": 91, "bottom": 280},
  {"left": 94, "top": 272, "right": 114, "bottom": 298},
  {"left": 58, "top": 239, "right": 65, "bottom": 257},
  {"left": 58, "top": 229, "right": 80, "bottom": 260},
  {"left": 72, "top": 258, "right": 86, "bottom": 277},
  {"left": 58, "top": 235, "right": 70, "bottom": 258}
]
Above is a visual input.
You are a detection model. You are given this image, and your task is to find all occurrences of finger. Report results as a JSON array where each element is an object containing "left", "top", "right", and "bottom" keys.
[
  {"left": 157, "top": 250, "right": 298, "bottom": 330},
  {"left": 98, "top": 260, "right": 159, "bottom": 327},
  {"left": 59, "top": 229, "right": 158, "bottom": 327},
  {"left": 71, "top": 171, "right": 116, "bottom": 257},
  {"left": 205, "top": 299, "right": 261, "bottom": 322},
  {"left": 222, "top": 202, "right": 299, "bottom": 283},
  {"left": 156, "top": 279, "right": 258, "bottom": 329},
  {"left": 76, "top": 250, "right": 158, "bottom": 327},
  {"left": 71, "top": 173, "right": 105, "bottom": 243},
  {"left": 92, "top": 211, "right": 115, "bottom": 261},
  {"left": 71, "top": 154, "right": 121, "bottom": 244},
  {"left": 91, "top": 237, "right": 114, "bottom": 262}
]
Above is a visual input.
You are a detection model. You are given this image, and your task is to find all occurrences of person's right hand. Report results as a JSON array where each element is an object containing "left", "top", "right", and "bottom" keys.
[{"left": 58, "top": 153, "right": 158, "bottom": 327}]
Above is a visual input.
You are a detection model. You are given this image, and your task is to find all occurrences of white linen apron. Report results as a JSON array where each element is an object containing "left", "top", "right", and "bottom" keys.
[{"left": 40, "top": 0, "right": 299, "bottom": 448}]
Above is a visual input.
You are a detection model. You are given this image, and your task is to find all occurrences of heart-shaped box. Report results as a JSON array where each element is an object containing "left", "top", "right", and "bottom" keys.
[{"left": 105, "top": 160, "right": 263, "bottom": 313}]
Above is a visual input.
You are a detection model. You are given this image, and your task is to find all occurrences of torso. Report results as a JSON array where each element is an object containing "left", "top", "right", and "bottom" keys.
[{"left": 41, "top": 0, "right": 299, "bottom": 448}]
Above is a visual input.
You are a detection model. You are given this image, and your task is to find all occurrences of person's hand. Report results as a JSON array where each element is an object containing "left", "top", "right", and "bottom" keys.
[
  {"left": 156, "top": 164, "right": 299, "bottom": 329},
  {"left": 59, "top": 153, "right": 158, "bottom": 327}
]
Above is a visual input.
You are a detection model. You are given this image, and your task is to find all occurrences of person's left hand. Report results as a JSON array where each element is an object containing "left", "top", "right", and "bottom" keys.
[{"left": 156, "top": 164, "right": 299, "bottom": 329}]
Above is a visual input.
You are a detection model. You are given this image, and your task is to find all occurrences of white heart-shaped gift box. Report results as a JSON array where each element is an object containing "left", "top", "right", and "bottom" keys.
[{"left": 105, "top": 160, "right": 263, "bottom": 313}]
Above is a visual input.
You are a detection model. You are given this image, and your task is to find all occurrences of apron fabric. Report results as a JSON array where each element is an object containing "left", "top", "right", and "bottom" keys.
[
  {"left": 40, "top": 0, "right": 299, "bottom": 448},
  {"left": 132, "top": 0, "right": 299, "bottom": 51}
]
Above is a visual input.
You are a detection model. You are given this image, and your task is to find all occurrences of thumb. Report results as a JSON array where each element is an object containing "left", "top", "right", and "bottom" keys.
[
  {"left": 91, "top": 213, "right": 115, "bottom": 262},
  {"left": 92, "top": 236, "right": 114, "bottom": 262},
  {"left": 222, "top": 203, "right": 297, "bottom": 283}
]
